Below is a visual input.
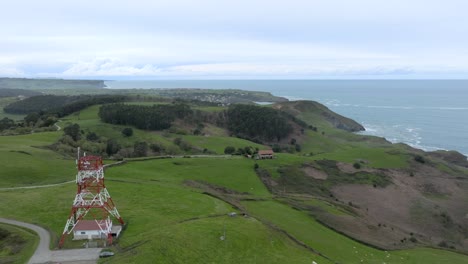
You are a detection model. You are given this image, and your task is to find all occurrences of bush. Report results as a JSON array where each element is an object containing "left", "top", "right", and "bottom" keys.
[
  {"left": 224, "top": 146, "right": 235, "bottom": 154},
  {"left": 353, "top": 162, "right": 361, "bottom": 169},
  {"left": 86, "top": 132, "right": 99, "bottom": 142},
  {"left": 254, "top": 163, "right": 259, "bottom": 169},
  {"left": 122, "top": 127, "right": 133, "bottom": 137},
  {"left": 150, "top": 143, "right": 164, "bottom": 153},
  {"left": 106, "top": 139, "right": 121, "bottom": 156},
  {"left": 272, "top": 144, "right": 281, "bottom": 153},
  {"left": 64, "top": 123, "right": 81, "bottom": 141},
  {"left": 414, "top": 155, "right": 425, "bottom": 163},
  {"left": 295, "top": 144, "right": 301, "bottom": 152},
  {"left": 133, "top": 141, "right": 148, "bottom": 157},
  {"left": 438, "top": 241, "right": 448, "bottom": 248}
]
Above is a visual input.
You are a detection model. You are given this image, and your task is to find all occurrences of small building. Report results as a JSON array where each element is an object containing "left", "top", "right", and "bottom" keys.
[
  {"left": 257, "top": 150, "right": 274, "bottom": 159},
  {"left": 73, "top": 220, "right": 109, "bottom": 240},
  {"left": 73, "top": 220, "right": 122, "bottom": 241}
]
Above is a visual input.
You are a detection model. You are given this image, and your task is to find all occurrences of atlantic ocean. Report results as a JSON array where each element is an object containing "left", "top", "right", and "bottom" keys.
[{"left": 105, "top": 80, "right": 468, "bottom": 156}]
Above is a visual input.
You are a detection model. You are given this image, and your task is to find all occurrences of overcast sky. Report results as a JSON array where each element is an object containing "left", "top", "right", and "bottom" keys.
[{"left": 1, "top": 0, "right": 468, "bottom": 79}]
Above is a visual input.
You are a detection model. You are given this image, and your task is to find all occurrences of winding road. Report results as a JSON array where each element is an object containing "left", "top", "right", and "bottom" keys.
[{"left": 0, "top": 218, "right": 101, "bottom": 264}]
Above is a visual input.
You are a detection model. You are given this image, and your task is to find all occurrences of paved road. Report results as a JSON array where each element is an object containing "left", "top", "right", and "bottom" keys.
[{"left": 0, "top": 218, "right": 101, "bottom": 264}]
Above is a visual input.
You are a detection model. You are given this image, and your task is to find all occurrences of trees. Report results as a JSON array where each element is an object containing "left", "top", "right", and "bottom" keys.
[
  {"left": 224, "top": 146, "right": 235, "bottom": 154},
  {"left": 0, "top": 117, "right": 15, "bottom": 131},
  {"left": 64, "top": 123, "right": 81, "bottom": 141},
  {"left": 226, "top": 104, "right": 292, "bottom": 142},
  {"left": 86, "top": 132, "right": 99, "bottom": 142},
  {"left": 122, "top": 127, "right": 133, "bottom": 137},
  {"left": 133, "top": 141, "right": 148, "bottom": 157},
  {"left": 24, "top": 112, "right": 40, "bottom": 126},
  {"left": 99, "top": 103, "right": 192, "bottom": 131},
  {"left": 106, "top": 139, "right": 121, "bottom": 156}
]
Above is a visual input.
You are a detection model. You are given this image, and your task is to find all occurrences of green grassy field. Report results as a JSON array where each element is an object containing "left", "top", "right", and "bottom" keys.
[
  {"left": 0, "top": 223, "right": 38, "bottom": 264},
  {"left": 0, "top": 97, "right": 25, "bottom": 120},
  {"left": 1, "top": 157, "right": 467, "bottom": 263},
  {"left": 1, "top": 103, "right": 467, "bottom": 263},
  {"left": 0, "top": 132, "right": 75, "bottom": 187}
]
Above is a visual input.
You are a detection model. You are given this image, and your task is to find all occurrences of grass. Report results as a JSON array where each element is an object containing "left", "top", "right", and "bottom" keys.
[
  {"left": 0, "top": 97, "right": 25, "bottom": 120},
  {"left": 0, "top": 159, "right": 327, "bottom": 263},
  {"left": 0, "top": 146, "right": 467, "bottom": 263},
  {"left": 1, "top": 103, "right": 466, "bottom": 263},
  {"left": 242, "top": 200, "right": 468, "bottom": 264},
  {"left": 182, "top": 135, "right": 267, "bottom": 154},
  {"left": 0, "top": 132, "right": 75, "bottom": 187},
  {"left": 312, "top": 147, "right": 409, "bottom": 169},
  {"left": 0, "top": 223, "right": 39, "bottom": 264}
]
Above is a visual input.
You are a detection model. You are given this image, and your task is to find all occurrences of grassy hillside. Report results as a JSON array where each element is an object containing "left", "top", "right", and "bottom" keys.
[
  {"left": 1, "top": 156, "right": 467, "bottom": 263},
  {"left": 0, "top": 223, "right": 38, "bottom": 264},
  {"left": 1, "top": 95, "right": 468, "bottom": 263}
]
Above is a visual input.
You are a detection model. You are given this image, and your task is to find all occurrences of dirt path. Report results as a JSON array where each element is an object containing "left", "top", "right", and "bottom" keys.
[
  {"left": 0, "top": 180, "right": 74, "bottom": 191},
  {"left": 54, "top": 120, "right": 62, "bottom": 131},
  {"left": 0, "top": 218, "right": 101, "bottom": 264}
]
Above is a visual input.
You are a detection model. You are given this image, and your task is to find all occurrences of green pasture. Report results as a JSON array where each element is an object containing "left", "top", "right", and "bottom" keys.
[
  {"left": 0, "top": 132, "right": 75, "bottom": 187},
  {"left": 242, "top": 200, "right": 468, "bottom": 264},
  {"left": 0, "top": 97, "right": 25, "bottom": 120},
  {"left": 182, "top": 135, "right": 267, "bottom": 154},
  {"left": 0, "top": 150, "right": 467, "bottom": 263},
  {"left": 0, "top": 223, "right": 38, "bottom": 264}
]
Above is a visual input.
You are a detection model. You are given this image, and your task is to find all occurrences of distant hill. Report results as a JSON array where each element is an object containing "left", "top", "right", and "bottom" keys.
[
  {"left": 273, "top": 100, "right": 365, "bottom": 132},
  {"left": 0, "top": 78, "right": 105, "bottom": 90},
  {"left": 3, "top": 94, "right": 126, "bottom": 116},
  {"left": 0, "top": 88, "right": 42, "bottom": 98}
]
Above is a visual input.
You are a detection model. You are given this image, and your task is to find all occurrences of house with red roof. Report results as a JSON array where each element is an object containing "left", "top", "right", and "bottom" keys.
[{"left": 257, "top": 149, "right": 274, "bottom": 159}]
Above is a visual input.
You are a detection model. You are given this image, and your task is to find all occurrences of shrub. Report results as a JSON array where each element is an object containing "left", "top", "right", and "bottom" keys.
[
  {"left": 272, "top": 144, "right": 281, "bottom": 153},
  {"left": 150, "top": 143, "right": 164, "bottom": 153},
  {"left": 86, "top": 132, "right": 99, "bottom": 142},
  {"left": 122, "top": 127, "right": 133, "bottom": 137},
  {"left": 106, "top": 139, "right": 121, "bottom": 156},
  {"left": 64, "top": 123, "right": 81, "bottom": 141},
  {"left": 295, "top": 144, "right": 301, "bottom": 152},
  {"left": 438, "top": 241, "right": 448, "bottom": 248},
  {"left": 133, "top": 141, "right": 148, "bottom": 157},
  {"left": 224, "top": 146, "right": 236, "bottom": 154},
  {"left": 414, "top": 155, "right": 425, "bottom": 163},
  {"left": 353, "top": 162, "right": 361, "bottom": 169}
]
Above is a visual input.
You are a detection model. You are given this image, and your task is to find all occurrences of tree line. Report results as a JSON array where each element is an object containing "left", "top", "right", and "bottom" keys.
[
  {"left": 98, "top": 103, "right": 193, "bottom": 130},
  {"left": 4, "top": 94, "right": 126, "bottom": 115},
  {"left": 225, "top": 104, "right": 293, "bottom": 142}
]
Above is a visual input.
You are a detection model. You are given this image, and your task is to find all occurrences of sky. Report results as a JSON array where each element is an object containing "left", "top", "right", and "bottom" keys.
[{"left": 1, "top": 0, "right": 468, "bottom": 79}]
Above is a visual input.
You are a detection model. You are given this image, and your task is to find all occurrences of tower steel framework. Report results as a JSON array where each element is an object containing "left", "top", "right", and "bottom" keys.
[{"left": 58, "top": 154, "right": 124, "bottom": 248}]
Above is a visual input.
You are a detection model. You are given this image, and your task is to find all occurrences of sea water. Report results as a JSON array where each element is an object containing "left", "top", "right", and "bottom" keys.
[{"left": 105, "top": 80, "right": 468, "bottom": 155}]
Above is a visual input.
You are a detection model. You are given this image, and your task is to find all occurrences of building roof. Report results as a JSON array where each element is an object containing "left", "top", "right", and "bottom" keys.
[
  {"left": 74, "top": 220, "right": 108, "bottom": 231},
  {"left": 258, "top": 150, "right": 274, "bottom": 155}
]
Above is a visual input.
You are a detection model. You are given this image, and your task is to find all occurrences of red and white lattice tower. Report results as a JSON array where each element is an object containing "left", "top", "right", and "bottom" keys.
[{"left": 58, "top": 153, "right": 124, "bottom": 248}]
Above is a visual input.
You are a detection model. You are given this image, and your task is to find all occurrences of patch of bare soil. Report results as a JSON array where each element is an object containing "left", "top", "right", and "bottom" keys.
[
  {"left": 336, "top": 162, "right": 375, "bottom": 174},
  {"left": 324, "top": 163, "right": 468, "bottom": 252},
  {"left": 302, "top": 166, "right": 328, "bottom": 180}
]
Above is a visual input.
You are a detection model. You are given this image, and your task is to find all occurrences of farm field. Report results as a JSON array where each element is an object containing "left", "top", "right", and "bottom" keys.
[
  {"left": 1, "top": 101, "right": 468, "bottom": 263},
  {"left": 1, "top": 152, "right": 468, "bottom": 263}
]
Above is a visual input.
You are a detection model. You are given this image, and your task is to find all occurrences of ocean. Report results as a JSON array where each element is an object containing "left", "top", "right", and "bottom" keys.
[{"left": 105, "top": 80, "right": 468, "bottom": 156}]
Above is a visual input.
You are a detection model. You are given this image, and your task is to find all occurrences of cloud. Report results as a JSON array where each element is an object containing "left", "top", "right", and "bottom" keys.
[
  {"left": 62, "top": 58, "right": 161, "bottom": 77},
  {"left": 0, "top": 65, "right": 25, "bottom": 76},
  {"left": 167, "top": 63, "right": 415, "bottom": 77},
  {"left": 1, "top": 1, "right": 468, "bottom": 78}
]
